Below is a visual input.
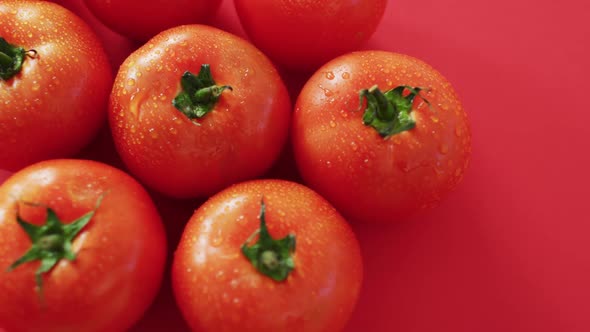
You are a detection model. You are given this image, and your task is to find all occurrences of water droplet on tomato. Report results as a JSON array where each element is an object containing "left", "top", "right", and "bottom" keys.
[
  {"left": 397, "top": 161, "right": 410, "bottom": 173},
  {"left": 319, "top": 84, "right": 333, "bottom": 97},
  {"left": 430, "top": 116, "right": 439, "bottom": 123},
  {"left": 148, "top": 128, "right": 158, "bottom": 139},
  {"left": 342, "top": 72, "right": 350, "bottom": 79},
  {"left": 31, "top": 81, "right": 40, "bottom": 91},
  {"left": 329, "top": 120, "right": 336, "bottom": 128},
  {"left": 325, "top": 71, "right": 335, "bottom": 80},
  {"left": 169, "top": 127, "right": 177, "bottom": 135},
  {"left": 211, "top": 236, "right": 223, "bottom": 247},
  {"left": 350, "top": 141, "right": 358, "bottom": 151},
  {"left": 127, "top": 78, "right": 136, "bottom": 86}
]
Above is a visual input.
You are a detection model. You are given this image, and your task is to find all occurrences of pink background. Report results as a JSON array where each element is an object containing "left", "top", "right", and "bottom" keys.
[{"left": 2, "top": 0, "right": 589, "bottom": 331}]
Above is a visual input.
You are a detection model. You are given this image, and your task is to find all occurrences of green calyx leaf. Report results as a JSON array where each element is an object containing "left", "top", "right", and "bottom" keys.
[
  {"left": 359, "top": 85, "right": 429, "bottom": 138},
  {"left": 0, "top": 37, "right": 34, "bottom": 81},
  {"left": 6, "top": 195, "right": 105, "bottom": 298},
  {"left": 241, "top": 199, "right": 296, "bottom": 282},
  {"left": 172, "top": 64, "right": 233, "bottom": 120}
]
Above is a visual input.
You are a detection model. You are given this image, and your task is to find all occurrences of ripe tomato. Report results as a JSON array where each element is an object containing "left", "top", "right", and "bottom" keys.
[
  {"left": 109, "top": 25, "right": 291, "bottom": 198},
  {"left": 292, "top": 51, "right": 472, "bottom": 222},
  {"left": 83, "top": 0, "right": 222, "bottom": 41},
  {"left": 0, "top": 0, "right": 112, "bottom": 172},
  {"left": 172, "top": 179, "right": 363, "bottom": 332},
  {"left": 0, "top": 159, "right": 166, "bottom": 332},
  {"left": 233, "top": 0, "right": 387, "bottom": 71}
]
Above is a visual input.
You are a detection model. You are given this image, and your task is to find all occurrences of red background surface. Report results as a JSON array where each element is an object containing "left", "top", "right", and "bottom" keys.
[{"left": 2, "top": 0, "right": 589, "bottom": 331}]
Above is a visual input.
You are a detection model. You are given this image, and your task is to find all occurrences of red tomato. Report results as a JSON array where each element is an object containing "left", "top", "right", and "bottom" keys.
[
  {"left": 109, "top": 25, "right": 291, "bottom": 198},
  {"left": 292, "top": 51, "right": 472, "bottom": 222},
  {"left": 0, "top": 0, "right": 112, "bottom": 172},
  {"left": 0, "top": 159, "right": 166, "bottom": 332},
  {"left": 83, "top": 0, "right": 222, "bottom": 41},
  {"left": 172, "top": 179, "right": 363, "bottom": 332},
  {"left": 233, "top": 0, "right": 387, "bottom": 71}
]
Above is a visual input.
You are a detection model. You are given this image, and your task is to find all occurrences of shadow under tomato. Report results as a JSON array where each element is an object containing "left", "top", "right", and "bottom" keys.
[{"left": 129, "top": 192, "right": 203, "bottom": 332}]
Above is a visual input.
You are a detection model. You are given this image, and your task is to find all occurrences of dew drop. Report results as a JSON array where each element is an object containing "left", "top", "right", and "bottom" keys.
[
  {"left": 341, "top": 72, "right": 350, "bottom": 79},
  {"left": 397, "top": 161, "right": 410, "bottom": 173},
  {"left": 169, "top": 127, "right": 177, "bottom": 135},
  {"left": 326, "top": 161, "right": 332, "bottom": 168},
  {"left": 319, "top": 84, "right": 333, "bottom": 97},
  {"left": 325, "top": 71, "right": 335, "bottom": 80},
  {"left": 127, "top": 78, "right": 136, "bottom": 86},
  {"left": 430, "top": 116, "right": 439, "bottom": 123},
  {"left": 329, "top": 120, "right": 336, "bottom": 128},
  {"left": 211, "top": 236, "right": 223, "bottom": 247},
  {"left": 350, "top": 141, "right": 358, "bottom": 151},
  {"left": 148, "top": 128, "right": 158, "bottom": 139},
  {"left": 31, "top": 81, "right": 40, "bottom": 91}
]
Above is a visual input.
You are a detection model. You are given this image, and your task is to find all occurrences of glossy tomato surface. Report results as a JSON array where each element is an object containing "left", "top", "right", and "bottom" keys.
[
  {"left": 0, "top": 160, "right": 166, "bottom": 332},
  {"left": 0, "top": 0, "right": 112, "bottom": 172},
  {"left": 110, "top": 25, "right": 291, "bottom": 198},
  {"left": 173, "top": 179, "right": 363, "bottom": 332},
  {"left": 293, "top": 51, "right": 471, "bottom": 222},
  {"left": 234, "top": 0, "right": 387, "bottom": 71},
  {"left": 83, "top": 0, "right": 222, "bottom": 41}
]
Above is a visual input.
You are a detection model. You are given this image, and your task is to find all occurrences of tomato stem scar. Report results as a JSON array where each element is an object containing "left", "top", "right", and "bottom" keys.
[
  {"left": 172, "top": 64, "right": 233, "bottom": 120},
  {"left": 241, "top": 199, "right": 296, "bottom": 282},
  {"left": 358, "top": 84, "right": 430, "bottom": 138},
  {"left": 6, "top": 193, "right": 106, "bottom": 300},
  {"left": 0, "top": 37, "right": 30, "bottom": 81}
]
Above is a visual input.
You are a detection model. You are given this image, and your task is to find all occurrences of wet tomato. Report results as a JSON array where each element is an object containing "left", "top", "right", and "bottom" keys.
[
  {"left": 173, "top": 179, "right": 363, "bottom": 332},
  {"left": 292, "top": 51, "right": 472, "bottom": 222}
]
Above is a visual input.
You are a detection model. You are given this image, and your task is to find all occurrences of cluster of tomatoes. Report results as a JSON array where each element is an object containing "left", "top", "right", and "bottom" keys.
[{"left": 0, "top": 0, "right": 471, "bottom": 331}]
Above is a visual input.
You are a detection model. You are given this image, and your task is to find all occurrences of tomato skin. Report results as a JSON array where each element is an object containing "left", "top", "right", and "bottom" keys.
[
  {"left": 0, "top": 0, "right": 112, "bottom": 172},
  {"left": 109, "top": 25, "right": 291, "bottom": 198},
  {"left": 83, "top": 0, "right": 222, "bottom": 41},
  {"left": 0, "top": 159, "right": 167, "bottom": 332},
  {"left": 172, "top": 179, "right": 363, "bottom": 332},
  {"left": 233, "top": 0, "right": 387, "bottom": 71},
  {"left": 292, "top": 51, "right": 472, "bottom": 222}
]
